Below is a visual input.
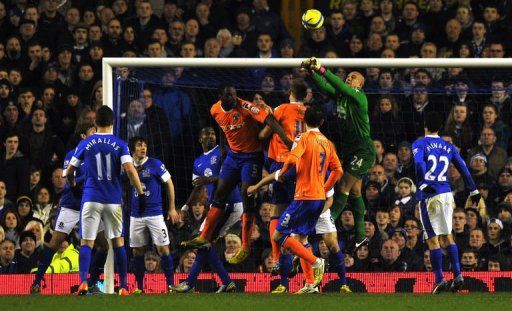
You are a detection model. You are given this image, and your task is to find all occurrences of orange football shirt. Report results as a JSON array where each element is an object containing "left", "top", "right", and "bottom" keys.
[{"left": 268, "top": 103, "right": 306, "bottom": 162}]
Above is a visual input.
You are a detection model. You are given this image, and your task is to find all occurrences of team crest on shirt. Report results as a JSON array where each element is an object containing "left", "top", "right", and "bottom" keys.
[
  {"left": 204, "top": 168, "right": 213, "bottom": 177},
  {"left": 141, "top": 168, "right": 151, "bottom": 178},
  {"left": 233, "top": 113, "right": 240, "bottom": 121},
  {"left": 210, "top": 156, "right": 217, "bottom": 165},
  {"left": 58, "top": 222, "right": 64, "bottom": 230}
]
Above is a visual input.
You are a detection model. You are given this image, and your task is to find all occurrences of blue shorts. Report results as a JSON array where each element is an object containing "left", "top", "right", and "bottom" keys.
[
  {"left": 276, "top": 200, "right": 325, "bottom": 236},
  {"left": 219, "top": 151, "right": 263, "bottom": 185},
  {"left": 269, "top": 160, "right": 295, "bottom": 205}
]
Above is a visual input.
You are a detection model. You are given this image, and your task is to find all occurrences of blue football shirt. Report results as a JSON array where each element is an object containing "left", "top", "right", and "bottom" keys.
[
  {"left": 60, "top": 149, "right": 85, "bottom": 210},
  {"left": 193, "top": 145, "right": 242, "bottom": 204},
  {"left": 412, "top": 135, "right": 476, "bottom": 200},
  {"left": 130, "top": 157, "right": 171, "bottom": 218},
  {"left": 70, "top": 133, "right": 132, "bottom": 204}
]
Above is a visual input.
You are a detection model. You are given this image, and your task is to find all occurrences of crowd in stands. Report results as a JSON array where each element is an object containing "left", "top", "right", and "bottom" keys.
[{"left": 1, "top": 0, "right": 512, "bottom": 277}]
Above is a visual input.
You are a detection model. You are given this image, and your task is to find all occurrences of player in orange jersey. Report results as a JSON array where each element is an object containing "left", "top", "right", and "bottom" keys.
[
  {"left": 256, "top": 79, "right": 307, "bottom": 282},
  {"left": 275, "top": 106, "right": 343, "bottom": 294},
  {"left": 181, "top": 86, "right": 292, "bottom": 262}
]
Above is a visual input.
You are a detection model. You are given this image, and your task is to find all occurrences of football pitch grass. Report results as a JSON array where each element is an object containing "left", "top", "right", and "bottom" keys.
[{"left": 1, "top": 293, "right": 511, "bottom": 311}]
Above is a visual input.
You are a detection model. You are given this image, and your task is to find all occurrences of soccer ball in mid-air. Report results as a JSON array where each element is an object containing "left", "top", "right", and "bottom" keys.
[{"left": 302, "top": 9, "right": 324, "bottom": 30}]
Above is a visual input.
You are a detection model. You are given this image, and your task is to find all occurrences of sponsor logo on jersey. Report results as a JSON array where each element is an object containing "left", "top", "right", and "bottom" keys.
[
  {"left": 204, "top": 168, "right": 213, "bottom": 177},
  {"left": 210, "top": 156, "right": 217, "bottom": 165}
]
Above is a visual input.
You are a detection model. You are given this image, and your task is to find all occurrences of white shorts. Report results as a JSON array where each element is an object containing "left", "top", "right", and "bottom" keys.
[
  {"left": 419, "top": 192, "right": 455, "bottom": 240},
  {"left": 200, "top": 202, "right": 243, "bottom": 238},
  {"left": 81, "top": 202, "right": 123, "bottom": 240},
  {"left": 130, "top": 215, "right": 170, "bottom": 247},
  {"left": 315, "top": 209, "right": 337, "bottom": 234},
  {"left": 55, "top": 207, "right": 80, "bottom": 235}
]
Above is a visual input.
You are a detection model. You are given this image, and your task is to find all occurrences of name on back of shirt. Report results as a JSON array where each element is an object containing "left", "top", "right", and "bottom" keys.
[
  {"left": 425, "top": 142, "right": 451, "bottom": 154},
  {"left": 85, "top": 137, "right": 121, "bottom": 151}
]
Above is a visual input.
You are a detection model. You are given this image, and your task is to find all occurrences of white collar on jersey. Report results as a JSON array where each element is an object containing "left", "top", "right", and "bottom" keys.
[
  {"left": 134, "top": 157, "right": 149, "bottom": 167},
  {"left": 289, "top": 101, "right": 303, "bottom": 105},
  {"left": 203, "top": 145, "right": 219, "bottom": 156},
  {"left": 307, "top": 128, "right": 320, "bottom": 132},
  {"left": 94, "top": 132, "right": 113, "bottom": 135},
  {"left": 425, "top": 134, "right": 440, "bottom": 138}
]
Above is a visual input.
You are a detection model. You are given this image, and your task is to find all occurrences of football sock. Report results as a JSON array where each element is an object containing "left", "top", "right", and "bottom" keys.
[
  {"left": 351, "top": 195, "right": 366, "bottom": 240},
  {"left": 299, "top": 243, "right": 314, "bottom": 285},
  {"left": 134, "top": 255, "right": 145, "bottom": 290},
  {"left": 200, "top": 205, "right": 225, "bottom": 241},
  {"left": 278, "top": 253, "right": 292, "bottom": 288},
  {"left": 269, "top": 218, "right": 280, "bottom": 262},
  {"left": 281, "top": 237, "right": 317, "bottom": 265},
  {"left": 241, "top": 213, "right": 255, "bottom": 250},
  {"left": 446, "top": 244, "right": 461, "bottom": 277},
  {"left": 331, "top": 192, "right": 349, "bottom": 221},
  {"left": 330, "top": 250, "right": 347, "bottom": 286},
  {"left": 79, "top": 245, "right": 92, "bottom": 284},
  {"left": 186, "top": 249, "right": 207, "bottom": 286},
  {"left": 430, "top": 248, "right": 444, "bottom": 284},
  {"left": 160, "top": 254, "right": 175, "bottom": 286},
  {"left": 88, "top": 251, "right": 108, "bottom": 285},
  {"left": 207, "top": 247, "right": 232, "bottom": 285},
  {"left": 33, "top": 246, "right": 56, "bottom": 286},
  {"left": 113, "top": 246, "right": 128, "bottom": 289}
]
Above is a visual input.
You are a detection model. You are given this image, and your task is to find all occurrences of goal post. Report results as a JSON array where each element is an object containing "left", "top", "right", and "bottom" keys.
[{"left": 101, "top": 57, "right": 512, "bottom": 294}]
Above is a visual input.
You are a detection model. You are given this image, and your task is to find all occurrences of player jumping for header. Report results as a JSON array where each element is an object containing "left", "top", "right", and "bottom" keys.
[
  {"left": 302, "top": 57, "right": 376, "bottom": 250},
  {"left": 412, "top": 111, "right": 481, "bottom": 294},
  {"left": 181, "top": 86, "right": 292, "bottom": 264}
]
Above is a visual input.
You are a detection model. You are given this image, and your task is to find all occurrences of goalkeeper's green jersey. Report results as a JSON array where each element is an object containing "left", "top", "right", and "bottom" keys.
[{"left": 311, "top": 69, "right": 372, "bottom": 148}]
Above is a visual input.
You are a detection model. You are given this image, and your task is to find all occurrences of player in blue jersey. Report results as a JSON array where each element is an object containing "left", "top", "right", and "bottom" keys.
[
  {"left": 128, "top": 136, "right": 179, "bottom": 294},
  {"left": 173, "top": 126, "right": 242, "bottom": 293},
  {"left": 412, "top": 111, "right": 481, "bottom": 294},
  {"left": 67, "top": 106, "right": 146, "bottom": 296},
  {"left": 30, "top": 122, "right": 109, "bottom": 294}
]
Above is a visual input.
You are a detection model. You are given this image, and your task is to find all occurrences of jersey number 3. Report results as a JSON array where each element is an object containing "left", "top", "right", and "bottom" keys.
[{"left": 425, "top": 155, "right": 449, "bottom": 182}]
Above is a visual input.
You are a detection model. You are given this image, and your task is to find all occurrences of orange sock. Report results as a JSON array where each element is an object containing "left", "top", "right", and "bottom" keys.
[
  {"left": 241, "top": 213, "right": 255, "bottom": 250},
  {"left": 300, "top": 257, "right": 314, "bottom": 285},
  {"left": 199, "top": 206, "right": 224, "bottom": 241},
  {"left": 282, "top": 237, "right": 317, "bottom": 265},
  {"left": 269, "top": 218, "right": 280, "bottom": 262}
]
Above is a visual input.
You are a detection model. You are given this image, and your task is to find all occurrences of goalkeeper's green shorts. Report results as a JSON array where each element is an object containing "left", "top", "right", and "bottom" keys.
[{"left": 342, "top": 142, "right": 376, "bottom": 179}]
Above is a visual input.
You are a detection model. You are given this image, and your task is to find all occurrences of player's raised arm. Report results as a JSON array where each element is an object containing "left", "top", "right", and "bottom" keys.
[
  {"left": 308, "top": 57, "right": 365, "bottom": 101},
  {"left": 264, "top": 114, "right": 293, "bottom": 150}
]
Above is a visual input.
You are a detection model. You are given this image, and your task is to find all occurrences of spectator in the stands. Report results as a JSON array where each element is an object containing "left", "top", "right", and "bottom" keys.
[
  {"left": 467, "top": 128, "right": 507, "bottom": 179},
  {"left": 479, "top": 103, "right": 510, "bottom": 150},
  {"left": 453, "top": 207, "right": 470, "bottom": 250},
  {"left": 128, "top": 0, "right": 162, "bottom": 49},
  {"left": 395, "top": 1, "right": 420, "bottom": 41},
  {"left": 0, "top": 239, "right": 17, "bottom": 274},
  {"left": 0, "top": 132, "right": 30, "bottom": 201},
  {"left": 443, "top": 102, "right": 474, "bottom": 155},
  {"left": 14, "top": 230, "right": 39, "bottom": 273},
  {"left": 326, "top": 10, "right": 350, "bottom": 56},
  {"left": 32, "top": 187, "right": 54, "bottom": 226},
  {"left": 251, "top": 0, "right": 290, "bottom": 44},
  {"left": 469, "top": 153, "right": 493, "bottom": 186},
  {"left": 49, "top": 167, "right": 65, "bottom": 206},
  {"left": 469, "top": 227, "right": 489, "bottom": 269},
  {"left": 1, "top": 210, "right": 22, "bottom": 246},
  {"left": 460, "top": 249, "right": 479, "bottom": 271},
  {"left": 101, "top": 18, "right": 124, "bottom": 57},
  {"left": 16, "top": 196, "right": 34, "bottom": 227},
  {"left": 371, "top": 239, "right": 407, "bottom": 272}
]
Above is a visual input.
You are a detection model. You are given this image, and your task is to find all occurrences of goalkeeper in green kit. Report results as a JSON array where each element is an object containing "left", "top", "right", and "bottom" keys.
[{"left": 302, "top": 57, "right": 376, "bottom": 250}]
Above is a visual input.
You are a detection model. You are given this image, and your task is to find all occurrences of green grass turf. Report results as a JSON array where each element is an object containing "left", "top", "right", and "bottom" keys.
[{"left": 1, "top": 293, "right": 511, "bottom": 311}]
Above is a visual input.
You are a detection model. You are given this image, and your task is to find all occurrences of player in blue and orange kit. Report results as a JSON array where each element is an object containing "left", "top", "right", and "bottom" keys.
[
  {"left": 413, "top": 111, "right": 481, "bottom": 294},
  {"left": 173, "top": 127, "right": 242, "bottom": 293},
  {"left": 273, "top": 106, "right": 343, "bottom": 294},
  {"left": 67, "top": 106, "right": 145, "bottom": 296},
  {"left": 181, "top": 86, "right": 292, "bottom": 264},
  {"left": 128, "top": 137, "right": 180, "bottom": 294},
  {"left": 30, "top": 122, "right": 109, "bottom": 294}
]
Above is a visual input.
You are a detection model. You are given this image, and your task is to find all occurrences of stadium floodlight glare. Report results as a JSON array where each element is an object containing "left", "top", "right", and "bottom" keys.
[{"left": 101, "top": 56, "right": 512, "bottom": 294}]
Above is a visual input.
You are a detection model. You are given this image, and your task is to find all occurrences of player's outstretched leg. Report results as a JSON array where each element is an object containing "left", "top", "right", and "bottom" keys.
[
  {"left": 349, "top": 193, "right": 368, "bottom": 249},
  {"left": 174, "top": 249, "right": 207, "bottom": 293},
  {"left": 31, "top": 232, "right": 67, "bottom": 294},
  {"left": 269, "top": 216, "right": 281, "bottom": 273}
]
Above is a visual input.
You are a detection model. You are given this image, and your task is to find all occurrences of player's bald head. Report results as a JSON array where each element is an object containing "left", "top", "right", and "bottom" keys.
[
  {"left": 346, "top": 71, "right": 365, "bottom": 89},
  {"left": 219, "top": 85, "right": 237, "bottom": 108}
]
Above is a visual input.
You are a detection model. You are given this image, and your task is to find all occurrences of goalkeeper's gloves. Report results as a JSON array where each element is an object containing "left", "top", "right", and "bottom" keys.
[
  {"left": 138, "top": 192, "right": 147, "bottom": 215},
  {"left": 300, "top": 58, "right": 312, "bottom": 71},
  {"left": 469, "top": 190, "right": 481, "bottom": 206},
  {"left": 309, "top": 57, "right": 326, "bottom": 75}
]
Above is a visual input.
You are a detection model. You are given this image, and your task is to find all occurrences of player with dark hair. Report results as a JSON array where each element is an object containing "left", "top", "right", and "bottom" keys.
[
  {"left": 302, "top": 57, "right": 376, "bottom": 251},
  {"left": 181, "top": 86, "right": 292, "bottom": 264},
  {"left": 413, "top": 111, "right": 481, "bottom": 294},
  {"left": 271, "top": 106, "right": 343, "bottom": 294},
  {"left": 31, "top": 122, "right": 109, "bottom": 294},
  {"left": 68, "top": 106, "right": 145, "bottom": 296},
  {"left": 128, "top": 136, "right": 179, "bottom": 294},
  {"left": 173, "top": 127, "right": 242, "bottom": 293},
  {"left": 256, "top": 78, "right": 307, "bottom": 279}
]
